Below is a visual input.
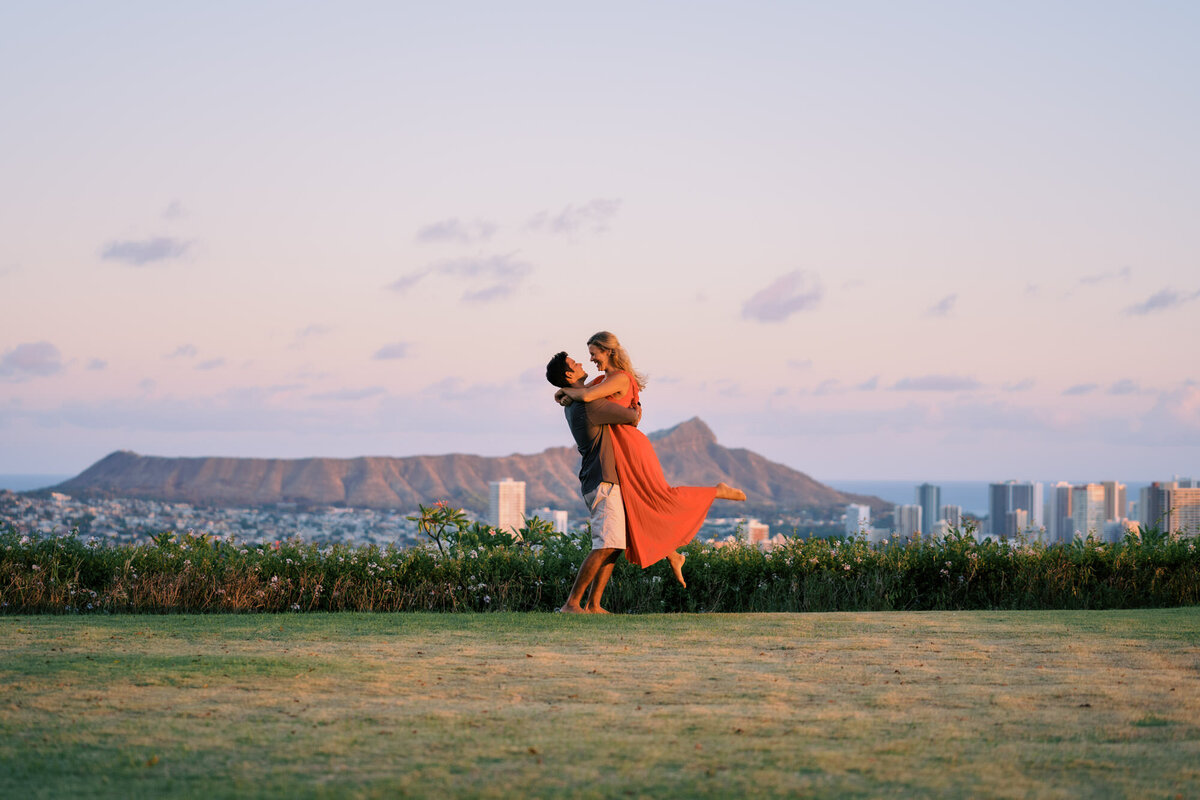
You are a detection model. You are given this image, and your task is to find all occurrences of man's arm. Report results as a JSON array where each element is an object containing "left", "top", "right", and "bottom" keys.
[{"left": 585, "top": 398, "right": 640, "bottom": 427}]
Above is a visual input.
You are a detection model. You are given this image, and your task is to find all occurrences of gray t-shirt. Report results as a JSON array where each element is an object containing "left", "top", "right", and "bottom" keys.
[{"left": 563, "top": 398, "right": 636, "bottom": 497}]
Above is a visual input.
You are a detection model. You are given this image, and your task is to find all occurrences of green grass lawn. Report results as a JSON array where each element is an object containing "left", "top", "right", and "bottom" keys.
[{"left": 2, "top": 610, "right": 1198, "bottom": 798}]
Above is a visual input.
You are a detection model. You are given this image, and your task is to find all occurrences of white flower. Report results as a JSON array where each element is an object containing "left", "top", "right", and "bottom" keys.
[{"left": 484, "top": 595, "right": 491, "bottom": 604}]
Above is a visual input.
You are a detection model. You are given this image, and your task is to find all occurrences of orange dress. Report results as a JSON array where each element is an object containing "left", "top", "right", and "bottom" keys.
[{"left": 595, "top": 371, "right": 718, "bottom": 567}]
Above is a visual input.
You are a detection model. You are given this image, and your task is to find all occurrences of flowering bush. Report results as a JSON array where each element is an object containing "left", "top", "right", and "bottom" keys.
[{"left": 2, "top": 516, "right": 1198, "bottom": 614}]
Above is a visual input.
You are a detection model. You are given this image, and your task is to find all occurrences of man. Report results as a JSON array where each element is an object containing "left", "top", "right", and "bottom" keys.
[{"left": 545, "top": 351, "right": 640, "bottom": 614}]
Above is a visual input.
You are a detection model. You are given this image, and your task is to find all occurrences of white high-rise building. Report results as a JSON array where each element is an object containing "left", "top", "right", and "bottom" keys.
[
  {"left": 916, "top": 483, "right": 941, "bottom": 536},
  {"left": 1047, "top": 482, "right": 1074, "bottom": 544},
  {"left": 895, "top": 504, "right": 922, "bottom": 539},
  {"left": 1139, "top": 482, "right": 1177, "bottom": 530},
  {"left": 746, "top": 519, "right": 770, "bottom": 547},
  {"left": 1165, "top": 488, "right": 1200, "bottom": 537},
  {"left": 1006, "top": 508, "right": 1029, "bottom": 539},
  {"left": 988, "top": 480, "right": 1043, "bottom": 537},
  {"left": 1101, "top": 481, "right": 1127, "bottom": 523},
  {"left": 532, "top": 507, "right": 569, "bottom": 533},
  {"left": 845, "top": 504, "right": 870, "bottom": 535},
  {"left": 941, "top": 504, "right": 963, "bottom": 530},
  {"left": 1071, "top": 484, "right": 1105, "bottom": 540},
  {"left": 488, "top": 478, "right": 526, "bottom": 535}
]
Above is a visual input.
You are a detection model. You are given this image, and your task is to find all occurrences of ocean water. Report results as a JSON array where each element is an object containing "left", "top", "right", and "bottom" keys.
[
  {"left": 829, "top": 479, "right": 1161, "bottom": 518},
  {"left": 828, "top": 481, "right": 991, "bottom": 516},
  {"left": 0, "top": 474, "right": 71, "bottom": 492}
]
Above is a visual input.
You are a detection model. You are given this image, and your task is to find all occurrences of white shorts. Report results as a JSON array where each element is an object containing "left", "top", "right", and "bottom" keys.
[{"left": 584, "top": 482, "right": 626, "bottom": 551}]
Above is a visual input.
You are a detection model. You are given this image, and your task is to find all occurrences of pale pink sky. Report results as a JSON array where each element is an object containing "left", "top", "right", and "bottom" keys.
[{"left": 2, "top": 2, "right": 1198, "bottom": 481}]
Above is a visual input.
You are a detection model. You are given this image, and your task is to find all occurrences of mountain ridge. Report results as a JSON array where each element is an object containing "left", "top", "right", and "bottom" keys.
[{"left": 51, "top": 418, "right": 889, "bottom": 517}]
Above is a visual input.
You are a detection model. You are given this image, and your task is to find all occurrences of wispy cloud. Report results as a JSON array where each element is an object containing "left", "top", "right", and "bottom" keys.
[
  {"left": 373, "top": 342, "right": 409, "bottom": 360},
  {"left": 855, "top": 376, "right": 879, "bottom": 391},
  {"left": 387, "top": 254, "right": 533, "bottom": 304},
  {"left": 924, "top": 293, "right": 957, "bottom": 317},
  {"left": 165, "top": 344, "right": 197, "bottom": 359},
  {"left": 289, "top": 324, "right": 332, "bottom": 349},
  {"left": 1063, "top": 383, "right": 1099, "bottom": 396},
  {"left": 787, "top": 358, "right": 813, "bottom": 370},
  {"left": 0, "top": 341, "right": 63, "bottom": 380},
  {"left": 1002, "top": 379, "right": 1035, "bottom": 392},
  {"left": 86, "top": 358, "right": 107, "bottom": 371},
  {"left": 1135, "top": 383, "right": 1200, "bottom": 445},
  {"left": 741, "top": 270, "right": 823, "bottom": 323},
  {"left": 1108, "top": 379, "right": 1140, "bottom": 395},
  {"left": 1079, "top": 266, "right": 1131, "bottom": 286},
  {"left": 196, "top": 358, "right": 226, "bottom": 371},
  {"left": 308, "top": 386, "right": 386, "bottom": 402},
  {"left": 163, "top": 200, "right": 185, "bottom": 220},
  {"left": 296, "top": 324, "right": 331, "bottom": 339},
  {"left": 100, "top": 236, "right": 191, "bottom": 266},
  {"left": 1124, "top": 287, "right": 1200, "bottom": 316},
  {"left": 415, "top": 218, "right": 496, "bottom": 244},
  {"left": 527, "top": 198, "right": 621, "bottom": 235},
  {"left": 386, "top": 269, "right": 431, "bottom": 294},
  {"left": 892, "top": 375, "right": 981, "bottom": 392}
]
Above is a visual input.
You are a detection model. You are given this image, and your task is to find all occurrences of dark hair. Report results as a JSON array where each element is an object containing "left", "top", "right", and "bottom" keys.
[{"left": 545, "top": 351, "right": 571, "bottom": 388}]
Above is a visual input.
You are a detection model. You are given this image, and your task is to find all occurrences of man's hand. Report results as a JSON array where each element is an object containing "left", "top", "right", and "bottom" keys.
[
  {"left": 633, "top": 401, "right": 642, "bottom": 426},
  {"left": 554, "top": 388, "right": 573, "bottom": 407}
]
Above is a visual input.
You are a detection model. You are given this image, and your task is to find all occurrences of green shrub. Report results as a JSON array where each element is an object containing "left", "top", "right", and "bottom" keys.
[{"left": 2, "top": 518, "right": 1198, "bottom": 614}]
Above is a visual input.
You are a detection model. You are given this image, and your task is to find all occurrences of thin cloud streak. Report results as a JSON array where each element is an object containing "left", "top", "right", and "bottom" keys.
[
  {"left": 742, "top": 270, "right": 823, "bottom": 323},
  {"left": 415, "top": 218, "right": 496, "bottom": 244},
  {"left": 387, "top": 254, "right": 533, "bottom": 304},
  {"left": 1124, "top": 288, "right": 1200, "bottom": 316},
  {"left": 526, "top": 199, "right": 621, "bottom": 235},
  {"left": 100, "top": 236, "right": 191, "bottom": 266},
  {"left": 373, "top": 342, "right": 409, "bottom": 360},
  {"left": 925, "top": 293, "right": 957, "bottom": 317},
  {"left": 1, "top": 342, "right": 64, "bottom": 380},
  {"left": 308, "top": 387, "right": 386, "bottom": 402},
  {"left": 892, "top": 375, "right": 981, "bottom": 392},
  {"left": 1079, "top": 266, "right": 1131, "bottom": 286}
]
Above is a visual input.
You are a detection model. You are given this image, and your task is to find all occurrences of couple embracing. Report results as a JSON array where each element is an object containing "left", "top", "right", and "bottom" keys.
[{"left": 545, "top": 331, "right": 746, "bottom": 614}]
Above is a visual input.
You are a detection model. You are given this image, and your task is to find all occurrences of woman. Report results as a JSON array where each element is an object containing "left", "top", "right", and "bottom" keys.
[{"left": 555, "top": 331, "right": 746, "bottom": 585}]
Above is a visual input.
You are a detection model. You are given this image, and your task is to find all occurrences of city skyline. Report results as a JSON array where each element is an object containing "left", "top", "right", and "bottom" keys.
[{"left": 3, "top": 3, "right": 1199, "bottom": 481}]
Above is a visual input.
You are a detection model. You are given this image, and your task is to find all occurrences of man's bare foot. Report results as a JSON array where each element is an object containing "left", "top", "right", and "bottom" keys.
[
  {"left": 716, "top": 482, "right": 747, "bottom": 501},
  {"left": 586, "top": 606, "right": 611, "bottom": 614},
  {"left": 666, "top": 550, "right": 687, "bottom": 588},
  {"left": 558, "top": 603, "right": 588, "bottom": 614}
]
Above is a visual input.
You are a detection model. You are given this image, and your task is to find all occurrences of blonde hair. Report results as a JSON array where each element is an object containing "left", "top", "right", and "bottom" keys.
[{"left": 587, "top": 331, "right": 647, "bottom": 390}]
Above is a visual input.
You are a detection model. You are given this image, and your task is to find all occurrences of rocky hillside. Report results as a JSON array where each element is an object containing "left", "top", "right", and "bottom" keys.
[{"left": 53, "top": 418, "right": 887, "bottom": 516}]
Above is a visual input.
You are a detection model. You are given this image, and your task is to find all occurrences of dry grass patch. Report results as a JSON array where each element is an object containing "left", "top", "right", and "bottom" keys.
[{"left": 1, "top": 610, "right": 1198, "bottom": 798}]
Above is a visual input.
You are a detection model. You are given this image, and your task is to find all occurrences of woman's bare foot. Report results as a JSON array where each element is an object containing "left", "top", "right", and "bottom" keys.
[
  {"left": 557, "top": 603, "right": 587, "bottom": 614},
  {"left": 586, "top": 606, "right": 611, "bottom": 614},
  {"left": 666, "top": 550, "right": 687, "bottom": 588},
  {"left": 716, "top": 482, "right": 747, "bottom": 501}
]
